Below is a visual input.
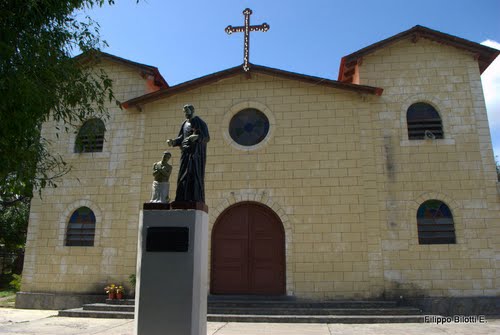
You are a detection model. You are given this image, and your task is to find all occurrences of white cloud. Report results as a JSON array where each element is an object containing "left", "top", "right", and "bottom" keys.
[{"left": 480, "top": 40, "right": 500, "bottom": 157}]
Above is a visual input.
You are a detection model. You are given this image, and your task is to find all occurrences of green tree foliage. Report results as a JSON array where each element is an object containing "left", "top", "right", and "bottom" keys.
[
  {"left": 0, "top": 197, "right": 28, "bottom": 278},
  {"left": 0, "top": 0, "right": 119, "bottom": 206},
  {"left": 0, "top": 198, "right": 28, "bottom": 251}
]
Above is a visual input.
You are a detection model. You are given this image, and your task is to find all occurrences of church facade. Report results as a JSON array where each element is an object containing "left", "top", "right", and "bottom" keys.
[{"left": 18, "top": 26, "right": 500, "bottom": 310}]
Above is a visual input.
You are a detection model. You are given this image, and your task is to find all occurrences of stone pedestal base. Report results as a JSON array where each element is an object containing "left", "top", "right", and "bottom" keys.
[{"left": 135, "top": 204, "right": 208, "bottom": 335}]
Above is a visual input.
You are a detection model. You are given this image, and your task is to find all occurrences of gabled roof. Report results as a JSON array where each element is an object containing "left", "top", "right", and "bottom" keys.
[
  {"left": 339, "top": 25, "right": 500, "bottom": 82},
  {"left": 122, "top": 64, "right": 383, "bottom": 109},
  {"left": 75, "top": 50, "right": 169, "bottom": 89}
]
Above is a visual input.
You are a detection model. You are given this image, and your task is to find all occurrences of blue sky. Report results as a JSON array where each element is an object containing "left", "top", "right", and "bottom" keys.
[{"left": 79, "top": 0, "right": 500, "bottom": 158}]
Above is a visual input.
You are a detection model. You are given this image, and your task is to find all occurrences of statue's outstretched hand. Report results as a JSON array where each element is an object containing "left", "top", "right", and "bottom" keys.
[{"left": 166, "top": 139, "right": 174, "bottom": 147}]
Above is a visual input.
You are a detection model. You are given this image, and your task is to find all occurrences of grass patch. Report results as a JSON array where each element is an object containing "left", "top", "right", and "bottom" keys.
[
  {"left": 0, "top": 289, "right": 16, "bottom": 298},
  {"left": 0, "top": 274, "right": 20, "bottom": 307},
  {"left": 0, "top": 289, "right": 16, "bottom": 308}
]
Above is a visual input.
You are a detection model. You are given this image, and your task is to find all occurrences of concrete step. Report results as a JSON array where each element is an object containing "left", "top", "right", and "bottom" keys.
[
  {"left": 209, "top": 306, "right": 422, "bottom": 316},
  {"left": 82, "top": 303, "right": 134, "bottom": 312},
  {"left": 208, "top": 300, "right": 399, "bottom": 309},
  {"left": 72, "top": 302, "right": 421, "bottom": 316},
  {"left": 58, "top": 308, "right": 134, "bottom": 319},
  {"left": 105, "top": 299, "right": 135, "bottom": 305},
  {"left": 59, "top": 309, "right": 425, "bottom": 323},
  {"left": 59, "top": 299, "right": 425, "bottom": 323},
  {"left": 207, "top": 314, "right": 426, "bottom": 323}
]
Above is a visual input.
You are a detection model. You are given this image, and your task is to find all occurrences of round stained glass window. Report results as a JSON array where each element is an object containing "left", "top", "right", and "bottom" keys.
[{"left": 229, "top": 108, "right": 270, "bottom": 146}]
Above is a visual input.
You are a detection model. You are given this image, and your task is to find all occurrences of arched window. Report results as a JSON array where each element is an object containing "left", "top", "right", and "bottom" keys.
[
  {"left": 66, "top": 207, "right": 96, "bottom": 246},
  {"left": 407, "top": 103, "right": 443, "bottom": 140},
  {"left": 417, "top": 200, "right": 456, "bottom": 244},
  {"left": 74, "top": 118, "right": 106, "bottom": 153}
]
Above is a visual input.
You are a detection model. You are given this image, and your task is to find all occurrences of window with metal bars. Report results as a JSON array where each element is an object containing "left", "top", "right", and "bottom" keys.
[
  {"left": 74, "top": 119, "right": 105, "bottom": 153},
  {"left": 407, "top": 103, "right": 443, "bottom": 140},
  {"left": 66, "top": 207, "right": 96, "bottom": 247},
  {"left": 417, "top": 200, "right": 456, "bottom": 244}
]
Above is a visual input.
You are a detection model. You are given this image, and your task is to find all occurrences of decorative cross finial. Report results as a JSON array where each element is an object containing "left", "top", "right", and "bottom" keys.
[{"left": 225, "top": 8, "right": 270, "bottom": 72}]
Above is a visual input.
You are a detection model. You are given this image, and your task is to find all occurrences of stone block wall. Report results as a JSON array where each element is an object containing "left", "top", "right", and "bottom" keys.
[
  {"left": 21, "top": 60, "right": 151, "bottom": 295},
  {"left": 140, "top": 73, "right": 377, "bottom": 299},
  {"left": 20, "top": 41, "right": 500, "bottom": 305},
  {"left": 357, "top": 38, "right": 500, "bottom": 298}
]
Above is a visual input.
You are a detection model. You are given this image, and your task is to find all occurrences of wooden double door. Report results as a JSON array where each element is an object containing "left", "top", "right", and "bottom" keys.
[{"left": 211, "top": 202, "right": 285, "bottom": 295}]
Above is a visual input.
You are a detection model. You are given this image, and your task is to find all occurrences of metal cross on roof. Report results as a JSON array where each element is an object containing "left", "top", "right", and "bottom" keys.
[{"left": 225, "top": 8, "right": 270, "bottom": 72}]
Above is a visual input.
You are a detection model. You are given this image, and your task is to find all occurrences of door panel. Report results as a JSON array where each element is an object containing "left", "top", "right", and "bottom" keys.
[
  {"left": 211, "top": 202, "right": 285, "bottom": 295},
  {"left": 211, "top": 205, "right": 248, "bottom": 293}
]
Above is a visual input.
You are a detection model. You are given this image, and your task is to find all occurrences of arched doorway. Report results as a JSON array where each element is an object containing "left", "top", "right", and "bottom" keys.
[{"left": 211, "top": 202, "right": 285, "bottom": 295}]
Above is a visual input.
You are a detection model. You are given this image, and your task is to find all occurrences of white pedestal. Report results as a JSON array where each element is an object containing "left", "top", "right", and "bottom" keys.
[{"left": 135, "top": 208, "right": 208, "bottom": 335}]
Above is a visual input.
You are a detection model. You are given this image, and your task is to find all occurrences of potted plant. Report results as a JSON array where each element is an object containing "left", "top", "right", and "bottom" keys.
[
  {"left": 129, "top": 274, "right": 136, "bottom": 298},
  {"left": 129, "top": 274, "right": 136, "bottom": 289},
  {"left": 104, "top": 284, "right": 117, "bottom": 300},
  {"left": 116, "top": 285, "right": 125, "bottom": 300}
]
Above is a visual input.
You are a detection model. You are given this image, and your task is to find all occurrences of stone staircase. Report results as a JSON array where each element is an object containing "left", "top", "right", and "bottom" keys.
[
  {"left": 59, "top": 299, "right": 135, "bottom": 319},
  {"left": 59, "top": 297, "right": 425, "bottom": 323}
]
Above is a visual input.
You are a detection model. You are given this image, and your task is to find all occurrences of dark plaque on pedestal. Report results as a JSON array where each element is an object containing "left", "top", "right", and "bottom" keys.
[{"left": 146, "top": 227, "right": 189, "bottom": 252}]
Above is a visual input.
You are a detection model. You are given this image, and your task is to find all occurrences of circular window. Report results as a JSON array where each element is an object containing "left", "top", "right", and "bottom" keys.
[{"left": 229, "top": 108, "right": 270, "bottom": 146}]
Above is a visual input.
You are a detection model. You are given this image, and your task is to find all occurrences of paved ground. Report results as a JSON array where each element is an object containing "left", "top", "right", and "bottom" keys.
[{"left": 1, "top": 308, "right": 499, "bottom": 335}]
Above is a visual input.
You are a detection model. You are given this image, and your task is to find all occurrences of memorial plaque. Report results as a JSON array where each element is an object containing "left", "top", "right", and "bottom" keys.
[{"left": 146, "top": 227, "right": 189, "bottom": 252}]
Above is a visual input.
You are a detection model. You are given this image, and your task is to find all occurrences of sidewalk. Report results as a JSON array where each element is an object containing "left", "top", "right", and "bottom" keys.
[{"left": 1, "top": 308, "right": 499, "bottom": 335}]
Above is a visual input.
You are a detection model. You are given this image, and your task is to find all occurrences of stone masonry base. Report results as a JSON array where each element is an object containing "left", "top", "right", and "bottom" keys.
[{"left": 16, "top": 292, "right": 105, "bottom": 310}]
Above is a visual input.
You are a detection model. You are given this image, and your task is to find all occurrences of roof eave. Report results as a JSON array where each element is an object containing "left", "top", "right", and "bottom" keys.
[
  {"left": 75, "top": 50, "right": 169, "bottom": 88},
  {"left": 122, "top": 64, "right": 383, "bottom": 109},
  {"left": 251, "top": 65, "right": 383, "bottom": 96},
  {"left": 122, "top": 65, "right": 243, "bottom": 109},
  {"left": 340, "top": 25, "right": 500, "bottom": 75}
]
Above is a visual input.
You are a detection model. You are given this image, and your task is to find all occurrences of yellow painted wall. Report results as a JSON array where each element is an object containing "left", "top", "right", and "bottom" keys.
[{"left": 22, "top": 40, "right": 500, "bottom": 299}]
